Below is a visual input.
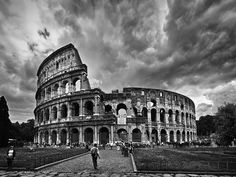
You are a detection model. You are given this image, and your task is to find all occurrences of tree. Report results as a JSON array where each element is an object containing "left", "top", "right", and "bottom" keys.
[
  {"left": 215, "top": 103, "right": 236, "bottom": 146},
  {"left": 196, "top": 115, "right": 216, "bottom": 136},
  {"left": 0, "top": 96, "right": 11, "bottom": 147}
]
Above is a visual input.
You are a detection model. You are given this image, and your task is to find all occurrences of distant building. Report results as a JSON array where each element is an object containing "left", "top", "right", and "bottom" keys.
[{"left": 34, "top": 44, "right": 197, "bottom": 145}]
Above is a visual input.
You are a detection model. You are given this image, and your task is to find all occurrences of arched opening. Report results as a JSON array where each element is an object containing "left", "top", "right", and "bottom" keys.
[
  {"left": 73, "top": 78, "right": 80, "bottom": 92},
  {"left": 72, "top": 102, "right": 80, "bottom": 116},
  {"left": 133, "top": 107, "right": 138, "bottom": 117},
  {"left": 71, "top": 128, "right": 79, "bottom": 144},
  {"left": 61, "top": 104, "right": 68, "bottom": 118},
  {"left": 84, "top": 128, "right": 93, "bottom": 144},
  {"left": 160, "top": 108, "right": 165, "bottom": 123},
  {"left": 39, "top": 132, "right": 43, "bottom": 145},
  {"left": 52, "top": 106, "right": 57, "bottom": 120},
  {"left": 142, "top": 107, "right": 148, "bottom": 117},
  {"left": 161, "top": 129, "right": 167, "bottom": 143},
  {"left": 132, "top": 128, "right": 141, "bottom": 142},
  {"left": 45, "top": 108, "right": 49, "bottom": 121},
  {"left": 186, "top": 113, "right": 189, "bottom": 126},
  {"left": 176, "top": 130, "right": 181, "bottom": 143},
  {"left": 99, "top": 127, "right": 109, "bottom": 145},
  {"left": 151, "top": 109, "right": 156, "bottom": 122},
  {"left": 175, "top": 110, "right": 179, "bottom": 124},
  {"left": 51, "top": 130, "right": 57, "bottom": 145},
  {"left": 61, "top": 81, "right": 69, "bottom": 94},
  {"left": 46, "top": 87, "right": 51, "bottom": 100},
  {"left": 151, "top": 99, "right": 156, "bottom": 107},
  {"left": 116, "top": 103, "right": 127, "bottom": 115},
  {"left": 105, "top": 105, "right": 112, "bottom": 113},
  {"left": 44, "top": 131, "right": 49, "bottom": 144},
  {"left": 182, "top": 131, "right": 186, "bottom": 142},
  {"left": 152, "top": 129, "right": 158, "bottom": 143},
  {"left": 53, "top": 84, "right": 59, "bottom": 97},
  {"left": 84, "top": 101, "right": 93, "bottom": 115},
  {"left": 60, "top": 129, "right": 67, "bottom": 145},
  {"left": 146, "top": 130, "right": 150, "bottom": 141},
  {"left": 187, "top": 131, "right": 190, "bottom": 142},
  {"left": 168, "top": 109, "right": 173, "bottom": 123},
  {"left": 40, "top": 110, "right": 44, "bottom": 123},
  {"left": 169, "top": 131, "right": 174, "bottom": 143},
  {"left": 181, "top": 112, "right": 184, "bottom": 125},
  {"left": 117, "top": 129, "right": 128, "bottom": 141}
]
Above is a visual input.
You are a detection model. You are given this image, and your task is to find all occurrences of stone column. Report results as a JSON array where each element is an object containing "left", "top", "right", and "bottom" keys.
[
  {"left": 49, "top": 131, "right": 52, "bottom": 145},
  {"left": 80, "top": 99, "right": 83, "bottom": 116},
  {"left": 37, "top": 133, "right": 40, "bottom": 144},
  {"left": 173, "top": 113, "right": 176, "bottom": 125},
  {"left": 57, "top": 104, "right": 61, "bottom": 121},
  {"left": 147, "top": 109, "right": 152, "bottom": 142},
  {"left": 79, "top": 127, "right": 83, "bottom": 143},
  {"left": 94, "top": 126, "right": 98, "bottom": 143},
  {"left": 110, "top": 125, "right": 114, "bottom": 144},
  {"left": 66, "top": 128, "right": 70, "bottom": 145},
  {"left": 58, "top": 81, "right": 62, "bottom": 95},
  {"left": 128, "top": 127, "right": 132, "bottom": 142},
  {"left": 68, "top": 79, "right": 73, "bottom": 93},
  {"left": 57, "top": 130, "right": 60, "bottom": 144},
  {"left": 141, "top": 128, "right": 146, "bottom": 143},
  {"left": 173, "top": 130, "right": 177, "bottom": 142},
  {"left": 156, "top": 108, "right": 160, "bottom": 123},
  {"left": 166, "top": 130, "right": 170, "bottom": 142},
  {"left": 94, "top": 95, "right": 100, "bottom": 115},
  {"left": 158, "top": 129, "right": 161, "bottom": 143},
  {"left": 68, "top": 102, "right": 72, "bottom": 120}
]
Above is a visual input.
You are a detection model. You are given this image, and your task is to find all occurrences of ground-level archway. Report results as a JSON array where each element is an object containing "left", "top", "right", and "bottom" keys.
[
  {"left": 169, "top": 131, "right": 174, "bottom": 143},
  {"left": 51, "top": 130, "right": 57, "bottom": 145},
  {"left": 84, "top": 128, "right": 93, "bottom": 144},
  {"left": 132, "top": 128, "right": 141, "bottom": 142},
  {"left": 71, "top": 128, "right": 79, "bottom": 144},
  {"left": 117, "top": 129, "right": 128, "bottom": 141},
  {"left": 161, "top": 129, "right": 167, "bottom": 143},
  {"left": 151, "top": 129, "right": 158, "bottom": 143},
  {"left": 176, "top": 130, "right": 181, "bottom": 143},
  {"left": 99, "top": 127, "right": 109, "bottom": 145},
  {"left": 61, "top": 129, "right": 67, "bottom": 145}
]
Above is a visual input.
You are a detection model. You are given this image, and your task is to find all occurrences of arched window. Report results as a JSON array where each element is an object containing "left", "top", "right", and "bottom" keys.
[
  {"left": 168, "top": 109, "right": 173, "bottom": 123},
  {"left": 46, "top": 87, "right": 51, "bottom": 100},
  {"left": 61, "top": 104, "right": 68, "bottom": 118},
  {"left": 151, "top": 109, "right": 156, "bottom": 122},
  {"left": 52, "top": 106, "right": 57, "bottom": 120},
  {"left": 73, "top": 78, "right": 80, "bottom": 92},
  {"left": 84, "top": 101, "right": 93, "bottom": 115},
  {"left": 116, "top": 103, "right": 127, "bottom": 115},
  {"left": 181, "top": 112, "right": 184, "bottom": 125},
  {"left": 142, "top": 107, "right": 148, "bottom": 117},
  {"left": 160, "top": 108, "right": 165, "bottom": 123},
  {"left": 105, "top": 105, "right": 112, "bottom": 113},
  {"left": 53, "top": 84, "right": 59, "bottom": 97},
  {"left": 72, "top": 102, "right": 80, "bottom": 116},
  {"left": 175, "top": 110, "right": 179, "bottom": 124},
  {"left": 45, "top": 108, "right": 49, "bottom": 121}
]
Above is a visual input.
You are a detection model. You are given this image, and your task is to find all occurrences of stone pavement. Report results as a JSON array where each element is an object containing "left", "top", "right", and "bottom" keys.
[{"left": 0, "top": 149, "right": 235, "bottom": 177}]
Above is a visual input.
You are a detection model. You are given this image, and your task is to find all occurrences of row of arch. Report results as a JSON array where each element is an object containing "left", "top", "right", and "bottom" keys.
[
  {"left": 37, "top": 127, "right": 196, "bottom": 145},
  {"left": 37, "top": 77, "right": 82, "bottom": 103}
]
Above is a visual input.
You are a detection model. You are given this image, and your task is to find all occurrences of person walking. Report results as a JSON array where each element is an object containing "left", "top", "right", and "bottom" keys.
[
  {"left": 6, "top": 146, "right": 16, "bottom": 170},
  {"left": 90, "top": 143, "right": 100, "bottom": 169}
]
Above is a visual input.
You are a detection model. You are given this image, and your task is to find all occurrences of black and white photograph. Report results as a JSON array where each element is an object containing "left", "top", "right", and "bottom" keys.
[{"left": 0, "top": 0, "right": 236, "bottom": 176}]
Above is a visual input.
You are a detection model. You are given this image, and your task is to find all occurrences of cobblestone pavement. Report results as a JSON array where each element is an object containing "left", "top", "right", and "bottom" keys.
[{"left": 0, "top": 149, "right": 235, "bottom": 177}]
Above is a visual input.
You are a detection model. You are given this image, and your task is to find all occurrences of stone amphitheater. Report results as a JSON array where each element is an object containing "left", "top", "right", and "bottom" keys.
[{"left": 34, "top": 43, "right": 197, "bottom": 146}]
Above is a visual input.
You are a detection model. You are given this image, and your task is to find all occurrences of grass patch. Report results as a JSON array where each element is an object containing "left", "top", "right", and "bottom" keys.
[
  {"left": 133, "top": 147, "right": 236, "bottom": 172},
  {"left": 0, "top": 147, "right": 88, "bottom": 170}
]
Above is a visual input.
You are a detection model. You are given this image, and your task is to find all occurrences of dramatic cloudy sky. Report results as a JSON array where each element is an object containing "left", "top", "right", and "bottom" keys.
[{"left": 1, "top": 0, "right": 236, "bottom": 123}]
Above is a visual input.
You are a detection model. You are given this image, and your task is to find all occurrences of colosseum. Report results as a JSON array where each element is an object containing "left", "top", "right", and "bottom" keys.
[{"left": 34, "top": 43, "right": 197, "bottom": 146}]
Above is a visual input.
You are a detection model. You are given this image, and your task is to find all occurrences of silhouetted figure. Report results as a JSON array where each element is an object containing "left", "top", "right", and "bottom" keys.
[
  {"left": 7, "top": 146, "right": 15, "bottom": 170},
  {"left": 90, "top": 143, "right": 100, "bottom": 169}
]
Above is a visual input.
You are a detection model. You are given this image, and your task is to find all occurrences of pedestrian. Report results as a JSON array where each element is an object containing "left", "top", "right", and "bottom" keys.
[
  {"left": 6, "top": 146, "right": 16, "bottom": 170},
  {"left": 90, "top": 143, "right": 100, "bottom": 169}
]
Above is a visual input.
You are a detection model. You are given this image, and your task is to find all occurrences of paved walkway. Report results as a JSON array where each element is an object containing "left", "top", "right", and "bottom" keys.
[
  {"left": 0, "top": 149, "right": 235, "bottom": 176},
  {"left": 41, "top": 149, "right": 133, "bottom": 174}
]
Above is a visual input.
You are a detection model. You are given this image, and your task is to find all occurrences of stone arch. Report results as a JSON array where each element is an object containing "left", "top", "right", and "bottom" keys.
[
  {"left": 52, "top": 83, "right": 59, "bottom": 97},
  {"left": 52, "top": 106, "right": 57, "bottom": 120},
  {"left": 51, "top": 130, "right": 57, "bottom": 145},
  {"left": 142, "top": 107, "right": 148, "bottom": 117},
  {"left": 168, "top": 109, "right": 173, "bottom": 123},
  {"left": 132, "top": 128, "right": 141, "bottom": 142},
  {"left": 181, "top": 112, "right": 184, "bottom": 124},
  {"left": 46, "top": 87, "right": 51, "bottom": 100},
  {"left": 72, "top": 102, "right": 80, "bottom": 116},
  {"left": 182, "top": 131, "right": 186, "bottom": 142},
  {"left": 84, "top": 101, "right": 93, "bottom": 115},
  {"left": 169, "top": 130, "right": 174, "bottom": 143},
  {"left": 151, "top": 108, "right": 156, "bottom": 122},
  {"left": 187, "top": 131, "right": 190, "bottom": 142},
  {"left": 71, "top": 128, "right": 79, "bottom": 144},
  {"left": 117, "top": 129, "right": 128, "bottom": 141},
  {"left": 161, "top": 129, "right": 167, "bottom": 143},
  {"left": 61, "top": 129, "right": 67, "bottom": 145},
  {"left": 116, "top": 103, "right": 127, "bottom": 114},
  {"left": 151, "top": 98, "right": 156, "bottom": 107},
  {"left": 152, "top": 129, "right": 158, "bottom": 143},
  {"left": 176, "top": 130, "right": 181, "bottom": 143},
  {"left": 175, "top": 110, "right": 179, "bottom": 124},
  {"left": 105, "top": 104, "right": 112, "bottom": 113},
  {"left": 44, "top": 130, "right": 49, "bottom": 144},
  {"left": 186, "top": 113, "right": 189, "bottom": 126},
  {"left": 99, "top": 127, "right": 109, "bottom": 145},
  {"left": 39, "top": 132, "right": 43, "bottom": 144},
  {"left": 45, "top": 108, "right": 49, "bottom": 121},
  {"left": 61, "top": 80, "right": 69, "bottom": 94},
  {"left": 73, "top": 78, "right": 80, "bottom": 92},
  {"left": 84, "top": 127, "right": 93, "bottom": 144},
  {"left": 160, "top": 108, "right": 165, "bottom": 123},
  {"left": 61, "top": 104, "right": 68, "bottom": 118}
]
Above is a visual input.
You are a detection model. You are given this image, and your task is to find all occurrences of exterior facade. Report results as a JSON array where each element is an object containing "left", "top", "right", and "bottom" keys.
[{"left": 34, "top": 44, "right": 197, "bottom": 146}]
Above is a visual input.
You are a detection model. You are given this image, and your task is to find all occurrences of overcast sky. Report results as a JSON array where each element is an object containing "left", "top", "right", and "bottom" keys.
[{"left": 1, "top": 0, "right": 236, "bottom": 123}]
